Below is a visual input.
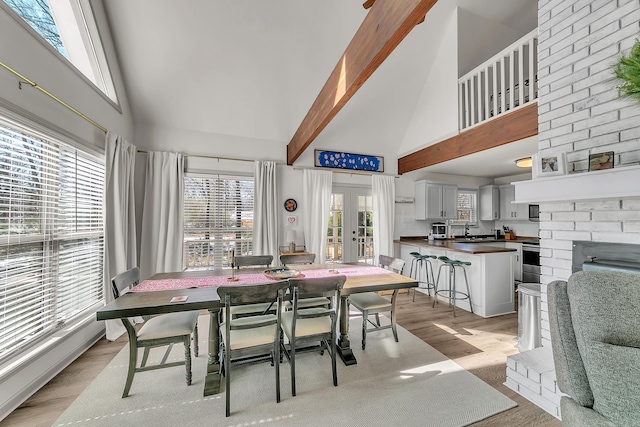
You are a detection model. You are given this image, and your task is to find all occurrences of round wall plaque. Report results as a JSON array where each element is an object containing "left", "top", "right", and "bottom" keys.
[{"left": 284, "top": 198, "right": 297, "bottom": 212}]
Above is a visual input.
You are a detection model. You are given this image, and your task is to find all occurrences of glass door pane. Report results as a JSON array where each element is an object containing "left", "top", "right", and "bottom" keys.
[
  {"left": 357, "top": 195, "right": 374, "bottom": 265},
  {"left": 327, "top": 193, "right": 343, "bottom": 262}
]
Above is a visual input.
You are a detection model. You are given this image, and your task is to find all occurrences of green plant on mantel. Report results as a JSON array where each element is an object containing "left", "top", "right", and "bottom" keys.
[{"left": 614, "top": 39, "right": 640, "bottom": 102}]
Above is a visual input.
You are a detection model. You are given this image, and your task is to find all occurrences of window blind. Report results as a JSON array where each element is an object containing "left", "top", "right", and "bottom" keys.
[
  {"left": 452, "top": 190, "right": 478, "bottom": 226},
  {"left": 0, "top": 117, "right": 104, "bottom": 362},
  {"left": 183, "top": 176, "right": 253, "bottom": 270}
]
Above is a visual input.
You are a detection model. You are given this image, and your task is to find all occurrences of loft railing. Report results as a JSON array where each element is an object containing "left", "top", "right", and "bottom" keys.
[{"left": 458, "top": 29, "right": 538, "bottom": 131}]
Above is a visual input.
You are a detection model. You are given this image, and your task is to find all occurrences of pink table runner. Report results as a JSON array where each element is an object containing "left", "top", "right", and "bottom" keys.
[{"left": 132, "top": 265, "right": 394, "bottom": 292}]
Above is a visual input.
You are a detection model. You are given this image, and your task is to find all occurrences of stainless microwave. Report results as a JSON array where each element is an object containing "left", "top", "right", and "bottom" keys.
[{"left": 529, "top": 204, "right": 540, "bottom": 222}]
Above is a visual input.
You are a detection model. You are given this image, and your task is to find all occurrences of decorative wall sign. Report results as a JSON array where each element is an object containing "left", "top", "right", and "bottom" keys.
[
  {"left": 284, "top": 198, "right": 297, "bottom": 212},
  {"left": 286, "top": 215, "right": 297, "bottom": 227},
  {"left": 314, "top": 149, "right": 384, "bottom": 172},
  {"left": 588, "top": 151, "right": 614, "bottom": 171}
]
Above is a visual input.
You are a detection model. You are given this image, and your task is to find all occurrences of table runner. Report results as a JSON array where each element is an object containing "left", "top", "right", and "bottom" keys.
[{"left": 132, "top": 265, "right": 394, "bottom": 292}]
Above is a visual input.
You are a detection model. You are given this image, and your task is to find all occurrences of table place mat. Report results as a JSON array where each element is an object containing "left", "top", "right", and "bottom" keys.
[{"left": 132, "top": 265, "right": 393, "bottom": 292}]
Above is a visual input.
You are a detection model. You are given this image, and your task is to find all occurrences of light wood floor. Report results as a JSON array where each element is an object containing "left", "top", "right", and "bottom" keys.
[{"left": 1, "top": 291, "right": 561, "bottom": 426}]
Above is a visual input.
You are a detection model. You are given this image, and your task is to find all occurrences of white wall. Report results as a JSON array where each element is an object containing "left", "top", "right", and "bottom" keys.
[
  {"left": 0, "top": 3, "right": 134, "bottom": 420},
  {"left": 457, "top": 8, "right": 527, "bottom": 77},
  {"left": 398, "top": 8, "right": 459, "bottom": 158}
]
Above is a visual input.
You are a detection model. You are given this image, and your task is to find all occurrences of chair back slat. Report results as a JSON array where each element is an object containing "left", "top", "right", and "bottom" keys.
[
  {"left": 379, "top": 255, "right": 405, "bottom": 275},
  {"left": 288, "top": 275, "right": 346, "bottom": 304},
  {"left": 217, "top": 280, "right": 289, "bottom": 306},
  {"left": 234, "top": 255, "right": 273, "bottom": 269},
  {"left": 111, "top": 267, "right": 140, "bottom": 298},
  {"left": 280, "top": 253, "right": 316, "bottom": 266}
]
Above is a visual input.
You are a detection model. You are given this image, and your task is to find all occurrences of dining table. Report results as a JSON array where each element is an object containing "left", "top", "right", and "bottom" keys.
[{"left": 96, "top": 262, "right": 417, "bottom": 396}]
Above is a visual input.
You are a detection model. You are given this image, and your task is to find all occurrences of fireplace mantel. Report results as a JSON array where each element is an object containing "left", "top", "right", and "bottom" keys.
[{"left": 513, "top": 165, "right": 640, "bottom": 204}]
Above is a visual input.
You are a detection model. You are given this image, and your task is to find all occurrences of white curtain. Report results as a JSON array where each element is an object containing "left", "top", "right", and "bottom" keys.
[
  {"left": 139, "top": 152, "right": 185, "bottom": 280},
  {"left": 302, "top": 169, "right": 332, "bottom": 264},
  {"left": 103, "top": 132, "right": 137, "bottom": 340},
  {"left": 253, "top": 161, "right": 279, "bottom": 262},
  {"left": 372, "top": 175, "right": 396, "bottom": 264}
]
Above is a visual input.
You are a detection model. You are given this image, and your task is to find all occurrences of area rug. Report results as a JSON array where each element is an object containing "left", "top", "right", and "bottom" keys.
[{"left": 55, "top": 315, "right": 516, "bottom": 427}]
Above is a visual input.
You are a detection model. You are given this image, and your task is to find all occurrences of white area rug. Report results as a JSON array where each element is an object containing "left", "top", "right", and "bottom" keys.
[{"left": 55, "top": 315, "right": 516, "bottom": 427}]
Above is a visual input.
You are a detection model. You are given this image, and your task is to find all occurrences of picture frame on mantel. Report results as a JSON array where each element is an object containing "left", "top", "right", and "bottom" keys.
[
  {"left": 532, "top": 152, "right": 567, "bottom": 179},
  {"left": 588, "top": 151, "right": 614, "bottom": 171}
]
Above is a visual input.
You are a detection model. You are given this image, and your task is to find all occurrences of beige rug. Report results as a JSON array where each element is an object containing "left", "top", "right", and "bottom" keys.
[{"left": 55, "top": 314, "right": 516, "bottom": 426}]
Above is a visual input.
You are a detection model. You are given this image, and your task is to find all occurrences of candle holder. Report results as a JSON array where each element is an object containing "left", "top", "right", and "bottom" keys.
[
  {"left": 328, "top": 259, "right": 338, "bottom": 274},
  {"left": 228, "top": 250, "right": 239, "bottom": 281}
]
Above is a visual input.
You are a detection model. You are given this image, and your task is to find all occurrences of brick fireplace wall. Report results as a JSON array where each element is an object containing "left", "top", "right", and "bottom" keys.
[
  {"left": 537, "top": 0, "right": 640, "bottom": 343},
  {"left": 506, "top": 0, "right": 640, "bottom": 419}
]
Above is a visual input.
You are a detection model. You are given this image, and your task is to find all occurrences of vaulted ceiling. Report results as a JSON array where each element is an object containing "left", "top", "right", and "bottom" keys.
[{"left": 103, "top": 0, "right": 537, "bottom": 177}]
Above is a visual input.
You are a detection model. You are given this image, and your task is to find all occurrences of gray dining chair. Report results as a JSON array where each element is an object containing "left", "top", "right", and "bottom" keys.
[
  {"left": 348, "top": 255, "right": 405, "bottom": 350},
  {"left": 217, "top": 280, "right": 290, "bottom": 417},
  {"left": 281, "top": 275, "right": 346, "bottom": 396},
  {"left": 279, "top": 253, "right": 331, "bottom": 310},
  {"left": 229, "top": 254, "right": 276, "bottom": 319},
  {"left": 111, "top": 267, "right": 199, "bottom": 398},
  {"left": 233, "top": 254, "right": 273, "bottom": 269},
  {"left": 280, "top": 253, "right": 316, "bottom": 266}
]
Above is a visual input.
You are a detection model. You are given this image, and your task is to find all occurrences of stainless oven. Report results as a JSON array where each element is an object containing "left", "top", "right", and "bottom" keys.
[{"left": 522, "top": 243, "right": 541, "bottom": 283}]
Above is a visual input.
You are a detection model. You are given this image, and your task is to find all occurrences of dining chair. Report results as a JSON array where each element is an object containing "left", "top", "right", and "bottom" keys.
[
  {"left": 217, "top": 280, "right": 290, "bottom": 417},
  {"left": 281, "top": 275, "right": 346, "bottom": 396},
  {"left": 229, "top": 254, "right": 276, "bottom": 319},
  {"left": 280, "top": 253, "right": 316, "bottom": 266},
  {"left": 111, "top": 267, "right": 199, "bottom": 398},
  {"left": 348, "top": 255, "right": 405, "bottom": 350},
  {"left": 279, "top": 253, "right": 331, "bottom": 310},
  {"left": 233, "top": 254, "right": 273, "bottom": 269}
]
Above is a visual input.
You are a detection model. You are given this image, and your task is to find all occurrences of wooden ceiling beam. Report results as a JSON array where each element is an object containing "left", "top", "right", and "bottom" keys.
[
  {"left": 286, "top": 0, "right": 437, "bottom": 165},
  {"left": 397, "top": 103, "right": 538, "bottom": 174}
]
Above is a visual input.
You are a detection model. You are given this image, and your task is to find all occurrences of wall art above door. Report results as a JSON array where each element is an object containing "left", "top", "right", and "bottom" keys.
[{"left": 314, "top": 149, "right": 384, "bottom": 172}]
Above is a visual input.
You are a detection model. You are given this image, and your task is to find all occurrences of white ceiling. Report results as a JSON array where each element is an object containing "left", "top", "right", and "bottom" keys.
[{"left": 102, "top": 0, "right": 537, "bottom": 178}]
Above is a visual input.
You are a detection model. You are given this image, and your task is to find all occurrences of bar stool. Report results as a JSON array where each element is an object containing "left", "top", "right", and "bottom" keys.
[
  {"left": 408, "top": 252, "right": 436, "bottom": 301},
  {"left": 432, "top": 256, "right": 473, "bottom": 317}
]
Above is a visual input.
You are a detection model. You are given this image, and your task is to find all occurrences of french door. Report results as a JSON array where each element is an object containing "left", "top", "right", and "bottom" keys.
[{"left": 326, "top": 186, "right": 374, "bottom": 264}]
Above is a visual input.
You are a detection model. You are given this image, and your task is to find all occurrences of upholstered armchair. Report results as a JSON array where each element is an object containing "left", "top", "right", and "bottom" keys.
[{"left": 547, "top": 271, "right": 640, "bottom": 426}]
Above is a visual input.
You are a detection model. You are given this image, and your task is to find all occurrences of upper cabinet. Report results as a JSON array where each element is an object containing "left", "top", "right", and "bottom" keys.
[
  {"left": 479, "top": 185, "right": 500, "bottom": 221},
  {"left": 415, "top": 181, "right": 458, "bottom": 220},
  {"left": 499, "top": 185, "right": 528, "bottom": 220}
]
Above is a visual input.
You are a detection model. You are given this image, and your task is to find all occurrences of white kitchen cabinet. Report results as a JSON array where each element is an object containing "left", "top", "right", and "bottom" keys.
[
  {"left": 415, "top": 180, "right": 458, "bottom": 220},
  {"left": 479, "top": 185, "right": 500, "bottom": 220},
  {"left": 499, "top": 185, "right": 529, "bottom": 220}
]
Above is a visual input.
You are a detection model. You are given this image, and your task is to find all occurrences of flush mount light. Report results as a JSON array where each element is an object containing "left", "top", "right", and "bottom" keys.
[{"left": 515, "top": 157, "right": 532, "bottom": 168}]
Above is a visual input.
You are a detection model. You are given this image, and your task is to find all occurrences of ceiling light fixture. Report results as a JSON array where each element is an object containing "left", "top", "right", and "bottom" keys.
[{"left": 515, "top": 157, "right": 532, "bottom": 168}]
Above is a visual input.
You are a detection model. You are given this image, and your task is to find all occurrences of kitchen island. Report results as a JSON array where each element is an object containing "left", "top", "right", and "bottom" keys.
[{"left": 395, "top": 237, "right": 517, "bottom": 317}]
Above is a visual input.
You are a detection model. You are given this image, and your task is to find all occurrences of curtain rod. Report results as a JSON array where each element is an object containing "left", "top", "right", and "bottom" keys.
[
  {"left": 137, "top": 149, "right": 289, "bottom": 164},
  {"left": 0, "top": 60, "right": 107, "bottom": 133},
  {"left": 293, "top": 166, "right": 399, "bottom": 178}
]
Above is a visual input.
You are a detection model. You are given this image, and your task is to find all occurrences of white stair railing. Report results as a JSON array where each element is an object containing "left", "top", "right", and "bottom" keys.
[{"left": 458, "top": 29, "right": 538, "bottom": 131}]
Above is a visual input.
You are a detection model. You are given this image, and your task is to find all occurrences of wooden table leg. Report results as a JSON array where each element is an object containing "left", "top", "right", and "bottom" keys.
[
  {"left": 337, "top": 295, "right": 357, "bottom": 365},
  {"left": 203, "top": 308, "right": 222, "bottom": 396}
]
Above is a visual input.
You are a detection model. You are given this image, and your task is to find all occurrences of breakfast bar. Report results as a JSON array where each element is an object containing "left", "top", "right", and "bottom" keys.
[{"left": 395, "top": 238, "right": 517, "bottom": 317}]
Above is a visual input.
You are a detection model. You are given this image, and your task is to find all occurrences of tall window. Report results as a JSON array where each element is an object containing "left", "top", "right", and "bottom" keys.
[
  {"left": 0, "top": 115, "right": 104, "bottom": 363},
  {"left": 2, "top": 0, "right": 118, "bottom": 102},
  {"left": 452, "top": 189, "right": 478, "bottom": 226},
  {"left": 183, "top": 175, "right": 254, "bottom": 270}
]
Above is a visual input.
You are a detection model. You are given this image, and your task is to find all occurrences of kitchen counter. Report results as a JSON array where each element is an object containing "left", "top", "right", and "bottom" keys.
[
  {"left": 395, "top": 237, "right": 522, "bottom": 318},
  {"left": 395, "top": 237, "right": 521, "bottom": 254}
]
